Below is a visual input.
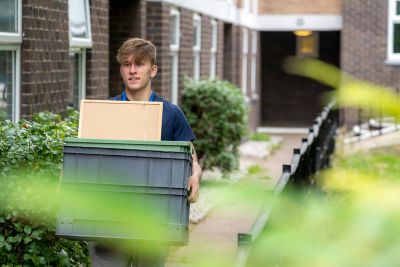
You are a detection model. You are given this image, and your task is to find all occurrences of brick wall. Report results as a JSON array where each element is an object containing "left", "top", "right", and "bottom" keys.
[
  {"left": 223, "top": 24, "right": 241, "bottom": 88},
  {"left": 216, "top": 20, "right": 224, "bottom": 80},
  {"left": 21, "top": 0, "right": 69, "bottom": 119},
  {"left": 177, "top": 7, "right": 194, "bottom": 102},
  {"left": 146, "top": 2, "right": 171, "bottom": 99},
  {"left": 259, "top": 0, "right": 342, "bottom": 14},
  {"left": 145, "top": 4, "right": 226, "bottom": 104},
  {"left": 200, "top": 15, "right": 212, "bottom": 79},
  {"left": 86, "top": 0, "right": 109, "bottom": 100},
  {"left": 341, "top": 0, "right": 400, "bottom": 126},
  {"left": 109, "top": 0, "right": 146, "bottom": 97}
]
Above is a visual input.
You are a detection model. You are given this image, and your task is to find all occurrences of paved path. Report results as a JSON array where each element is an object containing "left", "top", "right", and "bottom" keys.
[{"left": 165, "top": 134, "right": 305, "bottom": 267}]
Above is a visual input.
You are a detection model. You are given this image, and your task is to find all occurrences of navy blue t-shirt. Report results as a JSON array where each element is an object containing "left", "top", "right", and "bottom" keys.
[{"left": 110, "top": 91, "right": 196, "bottom": 142}]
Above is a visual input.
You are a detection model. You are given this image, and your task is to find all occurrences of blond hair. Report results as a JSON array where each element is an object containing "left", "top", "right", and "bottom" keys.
[{"left": 116, "top": 38, "right": 157, "bottom": 65}]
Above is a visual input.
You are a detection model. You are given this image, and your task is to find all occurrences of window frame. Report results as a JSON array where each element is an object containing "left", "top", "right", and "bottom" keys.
[
  {"left": 0, "top": 0, "right": 22, "bottom": 43},
  {"left": 0, "top": 45, "right": 20, "bottom": 122},
  {"left": 193, "top": 14, "right": 202, "bottom": 81},
  {"left": 251, "top": 0, "right": 258, "bottom": 14},
  {"left": 251, "top": 30, "right": 258, "bottom": 100},
  {"left": 68, "top": 0, "right": 93, "bottom": 48},
  {"left": 170, "top": 8, "right": 180, "bottom": 52},
  {"left": 243, "top": 0, "right": 250, "bottom": 12},
  {"left": 210, "top": 19, "right": 218, "bottom": 79},
  {"left": 387, "top": 0, "right": 400, "bottom": 63},
  {"left": 170, "top": 8, "right": 181, "bottom": 105},
  {"left": 0, "top": 0, "right": 21, "bottom": 122},
  {"left": 68, "top": 48, "right": 87, "bottom": 109},
  {"left": 241, "top": 28, "right": 249, "bottom": 97}
]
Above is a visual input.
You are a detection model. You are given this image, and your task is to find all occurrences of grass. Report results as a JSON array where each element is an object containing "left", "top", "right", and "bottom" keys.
[
  {"left": 247, "top": 164, "right": 262, "bottom": 174},
  {"left": 250, "top": 132, "right": 271, "bottom": 141},
  {"left": 335, "top": 145, "right": 400, "bottom": 181}
]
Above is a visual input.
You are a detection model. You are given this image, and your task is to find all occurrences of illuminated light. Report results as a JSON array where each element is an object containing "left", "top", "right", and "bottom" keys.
[{"left": 294, "top": 30, "right": 313, "bottom": 37}]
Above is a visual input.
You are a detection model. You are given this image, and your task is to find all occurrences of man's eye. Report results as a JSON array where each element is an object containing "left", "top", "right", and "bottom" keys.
[{"left": 123, "top": 63, "right": 130, "bottom": 67}]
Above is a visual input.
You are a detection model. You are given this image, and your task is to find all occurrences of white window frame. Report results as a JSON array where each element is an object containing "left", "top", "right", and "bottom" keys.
[
  {"left": 387, "top": 0, "right": 400, "bottom": 63},
  {"left": 243, "top": 0, "right": 250, "bottom": 12},
  {"left": 68, "top": 0, "right": 91, "bottom": 109},
  {"left": 193, "top": 14, "right": 202, "bottom": 81},
  {"left": 0, "top": 0, "right": 22, "bottom": 44},
  {"left": 251, "top": 0, "right": 258, "bottom": 15},
  {"left": 0, "top": 0, "right": 22, "bottom": 122},
  {"left": 170, "top": 8, "right": 180, "bottom": 104},
  {"left": 68, "top": 0, "right": 93, "bottom": 48},
  {"left": 68, "top": 48, "right": 87, "bottom": 109},
  {"left": 210, "top": 19, "right": 218, "bottom": 79},
  {"left": 251, "top": 31, "right": 258, "bottom": 100},
  {"left": 0, "top": 45, "right": 21, "bottom": 122},
  {"left": 241, "top": 28, "right": 248, "bottom": 97}
]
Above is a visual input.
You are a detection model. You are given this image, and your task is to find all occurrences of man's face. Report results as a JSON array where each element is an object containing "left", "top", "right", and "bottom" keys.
[{"left": 120, "top": 54, "right": 158, "bottom": 93}]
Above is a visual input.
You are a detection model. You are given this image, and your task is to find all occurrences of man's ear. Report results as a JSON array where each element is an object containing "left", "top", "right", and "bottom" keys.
[{"left": 150, "top": 65, "right": 158, "bottom": 78}]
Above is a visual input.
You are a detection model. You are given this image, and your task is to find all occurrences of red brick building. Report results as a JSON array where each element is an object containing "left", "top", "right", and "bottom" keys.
[{"left": 0, "top": 0, "right": 397, "bottom": 130}]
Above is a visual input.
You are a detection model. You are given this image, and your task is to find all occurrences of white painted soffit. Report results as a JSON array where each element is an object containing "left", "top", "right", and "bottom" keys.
[
  {"left": 254, "top": 14, "right": 343, "bottom": 31},
  {"left": 146, "top": 0, "right": 343, "bottom": 31},
  {"left": 147, "top": 0, "right": 239, "bottom": 24}
]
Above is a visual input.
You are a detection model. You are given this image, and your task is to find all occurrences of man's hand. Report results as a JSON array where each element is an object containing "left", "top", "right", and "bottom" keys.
[
  {"left": 187, "top": 173, "right": 200, "bottom": 203},
  {"left": 188, "top": 144, "right": 202, "bottom": 203}
]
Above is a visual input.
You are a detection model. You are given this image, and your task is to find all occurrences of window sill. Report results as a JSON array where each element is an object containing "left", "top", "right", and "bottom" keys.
[
  {"left": 384, "top": 59, "right": 400, "bottom": 65},
  {"left": 251, "top": 94, "right": 259, "bottom": 101}
]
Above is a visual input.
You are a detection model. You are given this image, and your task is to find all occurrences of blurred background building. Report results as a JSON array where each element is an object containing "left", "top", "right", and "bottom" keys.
[{"left": 0, "top": 0, "right": 397, "bottom": 130}]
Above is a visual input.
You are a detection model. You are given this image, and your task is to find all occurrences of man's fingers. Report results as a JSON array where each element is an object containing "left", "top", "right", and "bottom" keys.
[{"left": 188, "top": 185, "right": 199, "bottom": 203}]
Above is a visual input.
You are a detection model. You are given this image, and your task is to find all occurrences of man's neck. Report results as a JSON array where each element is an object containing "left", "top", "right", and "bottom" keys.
[{"left": 125, "top": 87, "right": 151, "bottom": 101}]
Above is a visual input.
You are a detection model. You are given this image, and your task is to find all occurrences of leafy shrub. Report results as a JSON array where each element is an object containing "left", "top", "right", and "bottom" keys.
[
  {"left": 181, "top": 78, "right": 248, "bottom": 174},
  {"left": 0, "top": 109, "right": 89, "bottom": 266}
]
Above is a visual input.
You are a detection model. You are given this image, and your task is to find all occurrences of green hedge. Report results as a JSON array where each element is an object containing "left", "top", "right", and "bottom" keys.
[
  {"left": 182, "top": 78, "right": 248, "bottom": 175},
  {"left": 0, "top": 109, "right": 89, "bottom": 266}
]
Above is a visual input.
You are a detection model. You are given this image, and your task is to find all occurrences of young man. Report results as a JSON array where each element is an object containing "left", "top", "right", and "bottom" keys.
[{"left": 89, "top": 38, "right": 202, "bottom": 266}]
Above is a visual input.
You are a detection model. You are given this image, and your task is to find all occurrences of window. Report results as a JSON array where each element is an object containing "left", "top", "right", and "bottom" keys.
[
  {"left": 68, "top": 0, "right": 92, "bottom": 109},
  {"left": 388, "top": 0, "right": 400, "bottom": 62},
  {"left": 0, "top": 0, "right": 21, "bottom": 122},
  {"left": 68, "top": 50, "right": 86, "bottom": 109},
  {"left": 296, "top": 32, "right": 319, "bottom": 58},
  {"left": 241, "top": 28, "right": 248, "bottom": 96},
  {"left": 193, "top": 14, "right": 201, "bottom": 81},
  {"left": 251, "top": 31, "right": 258, "bottom": 99},
  {"left": 170, "top": 8, "right": 180, "bottom": 105},
  {"left": 210, "top": 20, "right": 218, "bottom": 79},
  {"left": 69, "top": 0, "right": 92, "bottom": 48}
]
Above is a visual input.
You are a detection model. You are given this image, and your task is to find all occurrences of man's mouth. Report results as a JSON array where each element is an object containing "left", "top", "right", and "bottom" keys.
[{"left": 129, "top": 77, "right": 140, "bottom": 81}]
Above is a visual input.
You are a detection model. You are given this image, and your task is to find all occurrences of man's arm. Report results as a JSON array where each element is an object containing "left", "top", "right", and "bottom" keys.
[{"left": 187, "top": 143, "right": 202, "bottom": 203}]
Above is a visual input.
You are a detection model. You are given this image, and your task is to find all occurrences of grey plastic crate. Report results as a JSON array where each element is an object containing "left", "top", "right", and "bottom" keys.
[{"left": 56, "top": 138, "right": 192, "bottom": 246}]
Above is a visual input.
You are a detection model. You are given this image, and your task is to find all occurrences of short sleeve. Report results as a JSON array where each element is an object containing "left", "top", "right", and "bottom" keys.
[{"left": 173, "top": 107, "right": 196, "bottom": 142}]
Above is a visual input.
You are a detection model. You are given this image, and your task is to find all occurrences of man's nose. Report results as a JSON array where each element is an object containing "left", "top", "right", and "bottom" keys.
[{"left": 129, "top": 64, "right": 137, "bottom": 73}]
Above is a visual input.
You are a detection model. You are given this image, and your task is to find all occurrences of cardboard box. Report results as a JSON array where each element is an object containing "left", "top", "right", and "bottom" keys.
[{"left": 78, "top": 100, "right": 163, "bottom": 141}]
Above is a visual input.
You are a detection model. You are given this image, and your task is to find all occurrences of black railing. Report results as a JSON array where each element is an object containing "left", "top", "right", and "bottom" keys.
[
  {"left": 235, "top": 101, "right": 338, "bottom": 267},
  {"left": 352, "top": 87, "right": 399, "bottom": 139}
]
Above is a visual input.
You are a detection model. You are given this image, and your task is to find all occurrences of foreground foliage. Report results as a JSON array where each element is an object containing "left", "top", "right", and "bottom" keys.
[{"left": 0, "top": 110, "right": 89, "bottom": 266}]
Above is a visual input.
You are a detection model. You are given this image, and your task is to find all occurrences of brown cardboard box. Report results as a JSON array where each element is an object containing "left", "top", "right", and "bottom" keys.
[{"left": 78, "top": 100, "right": 163, "bottom": 141}]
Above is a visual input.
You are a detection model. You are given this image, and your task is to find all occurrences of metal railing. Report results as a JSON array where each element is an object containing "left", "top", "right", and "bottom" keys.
[
  {"left": 235, "top": 101, "right": 339, "bottom": 267},
  {"left": 351, "top": 87, "right": 400, "bottom": 140}
]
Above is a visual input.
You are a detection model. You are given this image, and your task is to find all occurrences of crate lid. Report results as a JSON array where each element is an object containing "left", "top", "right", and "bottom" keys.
[{"left": 64, "top": 137, "right": 192, "bottom": 153}]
